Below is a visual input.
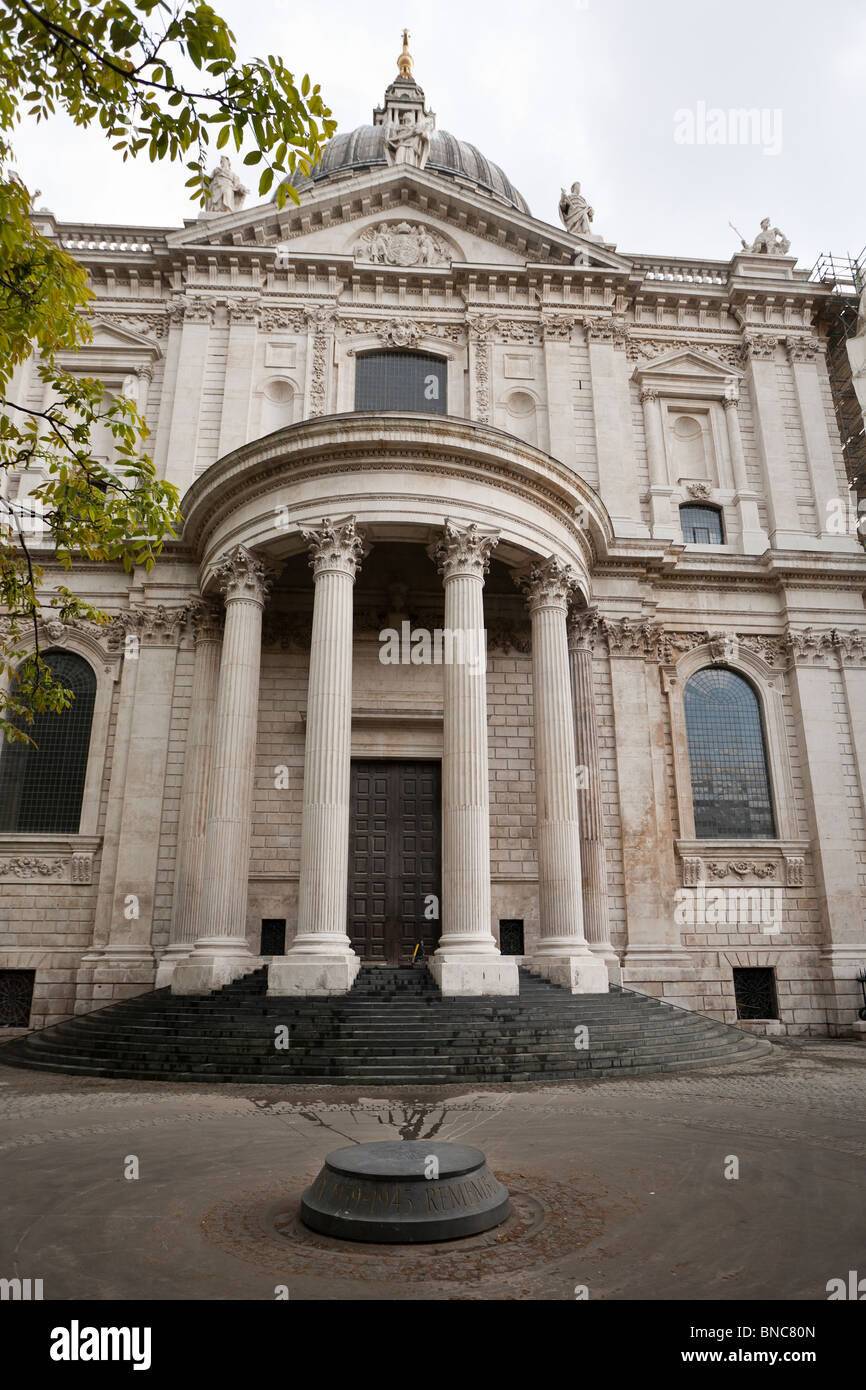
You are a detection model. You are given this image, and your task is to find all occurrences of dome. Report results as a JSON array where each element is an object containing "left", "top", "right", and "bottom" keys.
[{"left": 279, "top": 124, "right": 530, "bottom": 215}]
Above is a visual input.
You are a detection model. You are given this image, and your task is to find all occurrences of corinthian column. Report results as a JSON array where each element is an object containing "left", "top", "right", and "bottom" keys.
[
  {"left": 172, "top": 546, "right": 271, "bottom": 995},
  {"left": 521, "top": 558, "right": 608, "bottom": 993},
  {"left": 567, "top": 607, "right": 619, "bottom": 981},
  {"left": 268, "top": 518, "right": 366, "bottom": 996},
  {"left": 428, "top": 521, "right": 518, "bottom": 996},
  {"left": 156, "top": 601, "right": 223, "bottom": 988}
]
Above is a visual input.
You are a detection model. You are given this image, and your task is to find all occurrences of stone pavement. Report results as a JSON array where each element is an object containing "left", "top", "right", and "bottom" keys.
[{"left": 0, "top": 1039, "right": 864, "bottom": 1301}]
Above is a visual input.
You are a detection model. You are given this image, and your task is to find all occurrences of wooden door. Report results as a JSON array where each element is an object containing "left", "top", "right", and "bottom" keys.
[{"left": 348, "top": 760, "right": 441, "bottom": 963}]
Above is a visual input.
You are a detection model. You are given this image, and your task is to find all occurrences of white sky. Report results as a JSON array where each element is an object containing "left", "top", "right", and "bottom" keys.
[{"left": 11, "top": 0, "right": 866, "bottom": 267}]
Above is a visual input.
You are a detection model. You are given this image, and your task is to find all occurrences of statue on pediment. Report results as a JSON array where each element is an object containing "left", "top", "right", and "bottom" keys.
[
  {"left": 384, "top": 110, "right": 434, "bottom": 168},
  {"left": 559, "top": 181, "right": 595, "bottom": 237},
  {"left": 203, "top": 156, "right": 248, "bottom": 215},
  {"left": 745, "top": 217, "right": 790, "bottom": 256}
]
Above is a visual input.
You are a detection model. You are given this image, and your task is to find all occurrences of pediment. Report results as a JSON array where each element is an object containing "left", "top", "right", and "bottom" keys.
[
  {"left": 165, "top": 165, "right": 633, "bottom": 275},
  {"left": 85, "top": 320, "right": 163, "bottom": 355},
  {"left": 632, "top": 347, "right": 741, "bottom": 393}
]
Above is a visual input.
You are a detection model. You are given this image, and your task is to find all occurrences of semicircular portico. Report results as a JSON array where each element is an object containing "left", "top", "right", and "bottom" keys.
[{"left": 180, "top": 412, "right": 612, "bottom": 594}]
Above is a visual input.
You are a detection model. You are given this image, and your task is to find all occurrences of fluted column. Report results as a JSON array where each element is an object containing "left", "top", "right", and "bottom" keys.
[
  {"left": 428, "top": 521, "right": 518, "bottom": 996},
  {"left": 640, "top": 387, "right": 677, "bottom": 540},
  {"left": 268, "top": 518, "right": 366, "bottom": 996},
  {"left": 567, "top": 607, "right": 619, "bottom": 980},
  {"left": 172, "top": 546, "right": 271, "bottom": 995},
  {"left": 521, "top": 558, "right": 608, "bottom": 994},
  {"left": 156, "top": 601, "right": 223, "bottom": 987},
  {"left": 723, "top": 388, "right": 769, "bottom": 554}
]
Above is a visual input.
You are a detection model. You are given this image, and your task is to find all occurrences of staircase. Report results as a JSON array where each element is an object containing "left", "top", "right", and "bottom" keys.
[{"left": 0, "top": 965, "right": 772, "bottom": 1085}]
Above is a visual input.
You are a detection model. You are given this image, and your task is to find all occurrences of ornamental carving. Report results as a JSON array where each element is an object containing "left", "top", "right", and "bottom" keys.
[
  {"left": 784, "top": 335, "right": 821, "bottom": 364},
  {"left": 182, "top": 296, "right": 217, "bottom": 325},
  {"left": 567, "top": 605, "right": 604, "bottom": 653},
  {"left": 627, "top": 337, "right": 742, "bottom": 370},
  {"left": 686, "top": 481, "right": 713, "bottom": 500},
  {"left": 707, "top": 860, "right": 777, "bottom": 880},
  {"left": 342, "top": 317, "right": 464, "bottom": 346},
  {"left": 302, "top": 517, "right": 367, "bottom": 579},
  {"left": 227, "top": 296, "right": 261, "bottom": 326},
  {"left": 784, "top": 627, "right": 865, "bottom": 664},
  {"left": 584, "top": 315, "right": 628, "bottom": 350},
  {"left": 682, "top": 857, "right": 704, "bottom": 887},
  {"left": 114, "top": 605, "right": 191, "bottom": 646},
  {"left": 353, "top": 221, "right": 450, "bottom": 267},
  {"left": 485, "top": 620, "right": 532, "bottom": 655},
  {"left": 99, "top": 312, "right": 168, "bottom": 340},
  {"left": 261, "top": 307, "right": 307, "bottom": 333},
  {"left": 305, "top": 307, "right": 335, "bottom": 416},
  {"left": 213, "top": 546, "right": 273, "bottom": 606},
  {"left": 741, "top": 332, "right": 779, "bottom": 362},
  {"left": 785, "top": 856, "right": 805, "bottom": 887},
  {"left": 519, "top": 555, "right": 581, "bottom": 612},
  {"left": 188, "top": 600, "right": 224, "bottom": 645},
  {"left": 0, "top": 852, "right": 94, "bottom": 884},
  {"left": 0, "top": 857, "right": 65, "bottom": 878},
  {"left": 541, "top": 313, "right": 578, "bottom": 342},
  {"left": 429, "top": 520, "right": 499, "bottom": 581}
]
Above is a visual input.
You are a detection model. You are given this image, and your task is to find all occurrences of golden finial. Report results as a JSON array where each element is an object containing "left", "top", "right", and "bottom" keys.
[{"left": 397, "top": 28, "right": 413, "bottom": 78}]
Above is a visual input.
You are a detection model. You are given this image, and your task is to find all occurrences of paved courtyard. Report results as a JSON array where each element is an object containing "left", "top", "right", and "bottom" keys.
[{"left": 1, "top": 1039, "right": 864, "bottom": 1301}]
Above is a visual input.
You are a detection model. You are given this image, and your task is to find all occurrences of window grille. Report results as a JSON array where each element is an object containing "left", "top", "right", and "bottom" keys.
[
  {"left": 0, "top": 651, "right": 96, "bottom": 834},
  {"left": 684, "top": 667, "right": 775, "bottom": 838}
]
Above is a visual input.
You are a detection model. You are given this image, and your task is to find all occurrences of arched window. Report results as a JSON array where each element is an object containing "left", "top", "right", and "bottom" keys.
[
  {"left": 0, "top": 651, "right": 97, "bottom": 834},
  {"left": 680, "top": 504, "right": 724, "bottom": 545},
  {"left": 354, "top": 350, "right": 447, "bottom": 414},
  {"left": 684, "top": 667, "right": 775, "bottom": 838}
]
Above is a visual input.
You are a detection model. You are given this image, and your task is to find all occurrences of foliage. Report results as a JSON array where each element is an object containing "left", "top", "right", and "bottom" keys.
[{"left": 0, "top": 1, "right": 333, "bottom": 740}]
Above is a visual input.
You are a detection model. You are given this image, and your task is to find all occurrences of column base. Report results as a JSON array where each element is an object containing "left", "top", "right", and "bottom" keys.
[
  {"left": 530, "top": 952, "right": 609, "bottom": 994},
  {"left": 588, "top": 941, "right": 623, "bottom": 984},
  {"left": 430, "top": 953, "right": 519, "bottom": 997},
  {"left": 267, "top": 953, "right": 361, "bottom": 997},
  {"left": 154, "top": 943, "right": 193, "bottom": 990},
  {"left": 171, "top": 937, "right": 258, "bottom": 995}
]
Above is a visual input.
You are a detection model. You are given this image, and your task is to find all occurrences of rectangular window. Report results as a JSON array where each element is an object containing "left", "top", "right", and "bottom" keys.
[
  {"left": 354, "top": 351, "right": 447, "bottom": 414},
  {"left": 499, "top": 920, "right": 525, "bottom": 955},
  {"left": 733, "top": 967, "right": 779, "bottom": 1020},
  {"left": 260, "top": 919, "right": 286, "bottom": 955},
  {"left": 680, "top": 504, "right": 724, "bottom": 545},
  {"left": 0, "top": 969, "right": 36, "bottom": 1027}
]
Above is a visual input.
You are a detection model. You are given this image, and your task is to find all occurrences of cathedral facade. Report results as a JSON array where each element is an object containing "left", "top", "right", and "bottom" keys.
[{"left": 3, "top": 41, "right": 865, "bottom": 1040}]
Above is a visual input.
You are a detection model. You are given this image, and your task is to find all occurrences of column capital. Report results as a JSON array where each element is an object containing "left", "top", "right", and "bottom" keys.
[
  {"left": 639, "top": 386, "right": 660, "bottom": 405},
  {"left": 188, "top": 598, "right": 224, "bottom": 645},
  {"left": 567, "top": 605, "right": 603, "bottom": 653},
  {"left": 302, "top": 516, "right": 368, "bottom": 579},
  {"left": 429, "top": 519, "right": 499, "bottom": 581},
  {"left": 519, "top": 555, "right": 581, "bottom": 614},
  {"left": 213, "top": 544, "right": 273, "bottom": 606}
]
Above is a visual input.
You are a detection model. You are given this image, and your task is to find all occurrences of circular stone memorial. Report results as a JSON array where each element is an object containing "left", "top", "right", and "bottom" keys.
[{"left": 300, "top": 1140, "right": 510, "bottom": 1243}]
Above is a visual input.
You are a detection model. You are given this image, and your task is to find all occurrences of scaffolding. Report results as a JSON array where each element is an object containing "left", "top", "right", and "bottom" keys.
[{"left": 809, "top": 248, "right": 866, "bottom": 502}]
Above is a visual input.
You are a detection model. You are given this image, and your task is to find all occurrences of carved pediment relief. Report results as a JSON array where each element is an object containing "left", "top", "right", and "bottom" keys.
[
  {"left": 631, "top": 346, "right": 741, "bottom": 399},
  {"left": 350, "top": 218, "right": 454, "bottom": 267}
]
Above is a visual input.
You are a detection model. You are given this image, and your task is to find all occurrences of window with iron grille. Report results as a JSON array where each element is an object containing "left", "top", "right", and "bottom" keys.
[
  {"left": 680, "top": 504, "right": 724, "bottom": 544},
  {"left": 733, "top": 967, "right": 779, "bottom": 1020},
  {"left": 684, "top": 667, "right": 776, "bottom": 838},
  {"left": 0, "top": 651, "right": 96, "bottom": 834},
  {"left": 499, "top": 920, "right": 525, "bottom": 955},
  {"left": 354, "top": 351, "right": 447, "bottom": 414},
  {"left": 0, "top": 969, "right": 36, "bottom": 1027}
]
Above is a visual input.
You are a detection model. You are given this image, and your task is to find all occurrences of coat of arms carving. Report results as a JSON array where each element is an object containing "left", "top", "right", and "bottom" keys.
[{"left": 353, "top": 221, "right": 450, "bottom": 267}]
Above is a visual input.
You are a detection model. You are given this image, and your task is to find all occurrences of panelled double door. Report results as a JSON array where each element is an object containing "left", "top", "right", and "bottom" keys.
[{"left": 348, "top": 760, "right": 442, "bottom": 965}]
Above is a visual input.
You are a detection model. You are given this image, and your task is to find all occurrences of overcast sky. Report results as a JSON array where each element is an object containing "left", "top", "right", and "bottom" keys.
[{"left": 11, "top": 0, "right": 866, "bottom": 267}]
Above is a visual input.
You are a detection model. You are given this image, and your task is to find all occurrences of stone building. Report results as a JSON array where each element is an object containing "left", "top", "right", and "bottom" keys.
[{"left": 2, "top": 38, "right": 865, "bottom": 1039}]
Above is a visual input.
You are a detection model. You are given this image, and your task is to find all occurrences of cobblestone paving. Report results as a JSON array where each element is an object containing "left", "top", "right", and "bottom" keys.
[{"left": 0, "top": 1039, "right": 863, "bottom": 1300}]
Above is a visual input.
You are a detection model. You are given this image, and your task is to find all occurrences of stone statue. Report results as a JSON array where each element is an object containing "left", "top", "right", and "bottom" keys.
[
  {"left": 559, "top": 181, "right": 595, "bottom": 237},
  {"left": 384, "top": 110, "right": 433, "bottom": 168},
  {"left": 746, "top": 217, "right": 791, "bottom": 256},
  {"left": 204, "top": 156, "right": 248, "bottom": 215},
  {"left": 847, "top": 282, "right": 866, "bottom": 418}
]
